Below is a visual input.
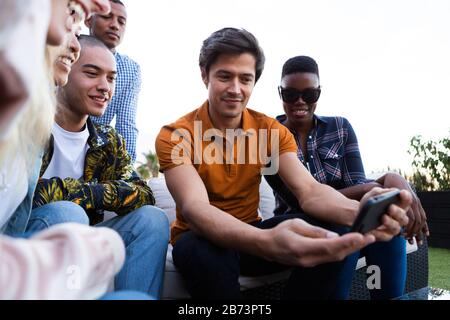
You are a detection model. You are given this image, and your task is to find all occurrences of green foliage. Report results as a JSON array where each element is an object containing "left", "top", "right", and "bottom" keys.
[
  {"left": 408, "top": 133, "right": 450, "bottom": 191},
  {"left": 136, "top": 150, "right": 160, "bottom": 180}
]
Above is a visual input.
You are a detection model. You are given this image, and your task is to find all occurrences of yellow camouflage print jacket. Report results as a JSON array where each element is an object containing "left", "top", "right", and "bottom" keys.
[{"left": 32, "top": 118, "right": 155, "bottom": 225}]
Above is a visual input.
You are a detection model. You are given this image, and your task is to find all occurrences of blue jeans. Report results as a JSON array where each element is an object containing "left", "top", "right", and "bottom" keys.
[
  {"left": 26, "top": 201, "right": 170, "bottom": 299},
  {"left": 264, "top": 174, "right": 407, "bottom": 299},
  {"left": 284, "top": 209, "right": 407, "bottom": 300},
  {"left": 26, "top": 201, "right": 90, "bottom": 230},
  {"left": 340, "top": 236, "right": 407, "bottom": 300}
]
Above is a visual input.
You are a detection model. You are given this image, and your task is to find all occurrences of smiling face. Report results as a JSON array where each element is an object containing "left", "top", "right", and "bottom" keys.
[
  {"left": 52, "top": 28, "right": 81, "bottom": 87},
  {"left": 281, "top": 72, "right": 320, "bottom": 129},
  {"left": 60, "top": 44, "right": 116, "bottom": 119},
  {"left": 86, "top": 1, "right": 127, "bottom": 51},
  {"left": 202, "top": 53, "right": 256, "bottom": 127}
]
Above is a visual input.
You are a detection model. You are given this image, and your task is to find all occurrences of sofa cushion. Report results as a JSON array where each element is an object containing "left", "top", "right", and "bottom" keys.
[{"left": 149, "top": 178, "right": 177, "bottom": 224}]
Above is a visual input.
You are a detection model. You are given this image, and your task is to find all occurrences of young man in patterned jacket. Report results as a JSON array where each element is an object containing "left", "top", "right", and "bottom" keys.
[
  {"left": 87, "top": 0, "right": 140, "bottom": 162},
  {"left": 32, "top": 35, "right": 169, "bottom": 299}
]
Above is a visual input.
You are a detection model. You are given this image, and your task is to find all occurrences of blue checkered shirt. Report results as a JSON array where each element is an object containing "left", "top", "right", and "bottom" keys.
[
  {"left": 92, "top": 51, "right": 141, "bottom": 162},
  {"left": 277, "top": 114, "right": 369, "bottom": 189},
  {"left": 274, "top": 114, "right": 371, "bottom": 214}
]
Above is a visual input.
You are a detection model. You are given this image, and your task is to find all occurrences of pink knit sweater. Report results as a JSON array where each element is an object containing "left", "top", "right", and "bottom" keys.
[{"left": 0, "top": 223, "right": 125, "bottom": 300}]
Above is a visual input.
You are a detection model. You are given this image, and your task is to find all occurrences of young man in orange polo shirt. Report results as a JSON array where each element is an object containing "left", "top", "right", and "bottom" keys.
[{"left": 156, "top": 28, "right": 412, "bottom": 299}]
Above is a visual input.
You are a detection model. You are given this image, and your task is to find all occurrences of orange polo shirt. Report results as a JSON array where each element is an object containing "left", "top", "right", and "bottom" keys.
[{"left": 156, "top": 101, "right": 298, "bottom": 244}]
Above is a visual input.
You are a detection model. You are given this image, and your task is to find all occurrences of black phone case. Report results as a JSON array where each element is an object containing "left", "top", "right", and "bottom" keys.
[{"left": 350, "top": 190, "right": 401, "bottom": 233}]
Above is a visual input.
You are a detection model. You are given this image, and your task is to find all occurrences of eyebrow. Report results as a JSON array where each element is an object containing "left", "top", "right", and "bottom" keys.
[
  {"left": 82, "top": 64, "right": 117, "bottom": 75},
  {"left": 216, "top": 70, "right": 254, "bottom": 78}
]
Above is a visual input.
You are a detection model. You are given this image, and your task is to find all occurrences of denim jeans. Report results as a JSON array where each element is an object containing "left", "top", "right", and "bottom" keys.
[
  {"left": 359, "top": 235, "right": 406, "bottom": 299},
  {"left": 26, "top": 201, "right": 90, "bottom": 230},
  {"left": 173, "top": 213, "right": 358, "bottom": 300},
  {"left": 282, "top": 209, "right": 407, "bottom": 300},
  {"left": 26, "top": 201, "right": 170, "bottom": 299},
  {"left": 265, "top": 174, "right": 407, "bottom": 299},
  {"left": 96, "top": 206, "right": 169, "bottom": 298}
]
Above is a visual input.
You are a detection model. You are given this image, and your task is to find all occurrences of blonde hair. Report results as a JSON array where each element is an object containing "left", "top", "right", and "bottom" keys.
[{"left": 0, "top": 53, "right": 55, "bottom": 175}]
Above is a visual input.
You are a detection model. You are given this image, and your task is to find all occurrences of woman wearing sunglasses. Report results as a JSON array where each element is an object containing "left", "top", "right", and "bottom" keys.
[{"left": 266, "top": 55, "right": 428, "bottom": 300}]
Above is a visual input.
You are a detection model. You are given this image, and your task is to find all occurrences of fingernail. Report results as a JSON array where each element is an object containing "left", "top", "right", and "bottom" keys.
[{"left": 326, "top": 232, "right": 339, "bottom": 238}]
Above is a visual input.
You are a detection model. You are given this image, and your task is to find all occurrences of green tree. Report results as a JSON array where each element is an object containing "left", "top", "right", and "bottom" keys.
[
  {"left": 136, "top": 150, "right": 160, "bottom": 180},
  {"left": 408, "top": 133, "right": 450, "bottom": 191}
]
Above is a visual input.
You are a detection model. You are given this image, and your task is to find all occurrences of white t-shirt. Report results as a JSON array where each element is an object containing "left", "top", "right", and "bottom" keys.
[
  {"left": 43, "top": 123, "right": 90, "bottom": 180},
  {"left": 0, "top": 155, "right": 28, "bottom": 229}
]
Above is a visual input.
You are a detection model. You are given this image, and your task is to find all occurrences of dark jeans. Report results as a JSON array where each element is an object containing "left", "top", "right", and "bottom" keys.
[
  {"left": 172, "top": 213, "right": 357, "bottom": 300},
  {"left": 264, "top": 174, "right": 407, "bottom": 300}
]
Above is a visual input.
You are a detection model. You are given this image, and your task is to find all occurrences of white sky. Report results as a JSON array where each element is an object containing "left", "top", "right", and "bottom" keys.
[{"left": 110, "top": 0, "right": 450, "bottom": 174}]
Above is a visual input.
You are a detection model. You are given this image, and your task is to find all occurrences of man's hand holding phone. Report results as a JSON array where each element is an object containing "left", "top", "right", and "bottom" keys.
[{"left": 355, "top": 187, "right": 412, "bottom": 242}]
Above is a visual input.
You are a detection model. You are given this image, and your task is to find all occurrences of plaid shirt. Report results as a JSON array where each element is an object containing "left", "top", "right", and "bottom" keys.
[
  {"left": 92, "top": 51, "right": 141, "bottom": 162},
  {"left": 273, "top": 114, "right": 370, "bottom": 214},
  {"left": 33, "top": 118, "right": 154, "bottom": 225}
]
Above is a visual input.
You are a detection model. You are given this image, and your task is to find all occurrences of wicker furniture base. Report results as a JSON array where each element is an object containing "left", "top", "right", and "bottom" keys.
[{"left": 242, "top": 238, "right": 428, "bottom": 300}]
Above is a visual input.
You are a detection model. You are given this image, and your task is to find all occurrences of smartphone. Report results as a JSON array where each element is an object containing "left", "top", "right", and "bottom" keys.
[{"left": 350, "top": 189, "right": 401, "bottom": 234}]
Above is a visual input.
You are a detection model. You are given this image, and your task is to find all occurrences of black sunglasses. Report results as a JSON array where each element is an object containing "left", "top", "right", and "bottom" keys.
[{"left": 278, "top": 86, "right": 321, "bottom": 104}]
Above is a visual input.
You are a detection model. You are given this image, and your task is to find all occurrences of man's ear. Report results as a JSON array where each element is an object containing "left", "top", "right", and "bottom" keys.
[
  {"left": 200, "top": 67, "right": 209, "bottom": 88},
  {"left": 85, "top": 17, "right": 93, "bottom": 30}
]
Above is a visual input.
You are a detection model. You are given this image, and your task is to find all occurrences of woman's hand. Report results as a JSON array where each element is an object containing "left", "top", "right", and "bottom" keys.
[
  {"left": 360, "top": 187, "right": 411, "bottom": 242},
  {"left": 377, "top": 172, "right": 429, "bottom": 245}
]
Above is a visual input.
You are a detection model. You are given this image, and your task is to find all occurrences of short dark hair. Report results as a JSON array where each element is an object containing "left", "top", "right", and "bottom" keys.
[
  {"left": 199, "top": 28, "right": 265, "bottom": 83},
  {"left": 110, "top": 0, "right": 125, "bottom": 7},
  {"left": 78, "top": 34, "right": 110, "bottom": 51},
  {"left": 281, "top": 56, "right": 320, "bottom": 80}
]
